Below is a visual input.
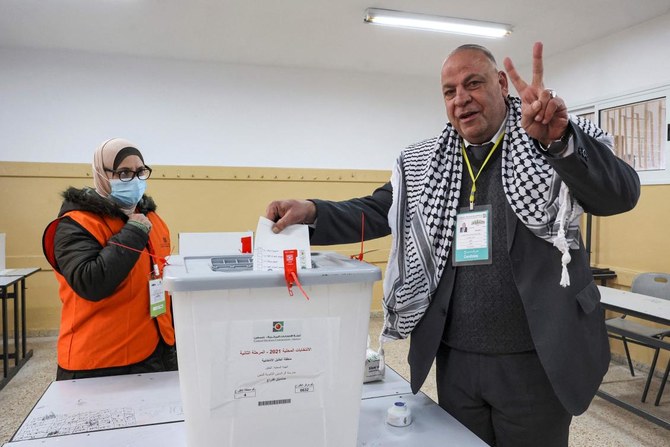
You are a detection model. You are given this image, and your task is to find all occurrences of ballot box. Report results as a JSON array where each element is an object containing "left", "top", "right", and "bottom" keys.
[{"left": 163, "top": 252, "right": 381, "bottom": 447}]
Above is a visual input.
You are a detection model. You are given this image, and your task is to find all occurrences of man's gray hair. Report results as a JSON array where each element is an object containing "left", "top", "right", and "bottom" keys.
[{"left": 450, "top": 44, "right": 497, "bottom": 65}]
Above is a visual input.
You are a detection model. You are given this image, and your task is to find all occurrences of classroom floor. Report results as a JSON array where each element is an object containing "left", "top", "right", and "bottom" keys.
[{"left": 1, "top": 316, "right": 668, "bottom": 446}]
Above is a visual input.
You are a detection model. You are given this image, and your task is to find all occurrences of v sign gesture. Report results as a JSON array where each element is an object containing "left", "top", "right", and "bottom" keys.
[{"left": 503, "top": 42, "right": 569, "bottom": 147}]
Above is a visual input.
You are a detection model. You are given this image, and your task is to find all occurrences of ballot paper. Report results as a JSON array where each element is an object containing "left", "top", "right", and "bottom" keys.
[{"left": 253, "top": 216, "right": 312, "bottom": 271}]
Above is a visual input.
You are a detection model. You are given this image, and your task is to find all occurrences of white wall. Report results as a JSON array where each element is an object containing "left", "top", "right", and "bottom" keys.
[
  {"left": 0, "top": 48, "right": 444, "bottom": 170},
  {"left": 2, "top": 11, "right": 669, "bottom": 171},
  {"left": 544, "top": 12, "right": 670, "bottom": 107},
  {"left": 539, "top": 12, "right": 670, "bottom": 185}
]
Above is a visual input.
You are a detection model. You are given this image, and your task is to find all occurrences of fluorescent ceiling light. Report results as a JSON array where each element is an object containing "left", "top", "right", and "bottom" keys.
[{"left": 364, "top": 8, "right": 512, "bottom": 39}]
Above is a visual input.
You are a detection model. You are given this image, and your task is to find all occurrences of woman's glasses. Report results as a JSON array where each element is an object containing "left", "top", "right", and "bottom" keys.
[{"left": 104, "top": 166, "right": 152, "bottom": 182}]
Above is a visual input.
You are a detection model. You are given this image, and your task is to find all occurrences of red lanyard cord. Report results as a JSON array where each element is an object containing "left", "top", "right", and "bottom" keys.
[
  {"left": 351, "top": 212, "right": 366, "bottom": 261},
  {"left": 107, "top": 240, "right": 170, "bottom": 267},
  {"left": 287, "top": 271, "right": 310, "bottom": 300},
  {"left": 283, "top": 249, "right": 310, "bottom": 300}
]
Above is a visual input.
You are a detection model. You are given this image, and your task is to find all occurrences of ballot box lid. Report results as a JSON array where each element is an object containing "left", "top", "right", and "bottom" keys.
[{"left": 163, "top": 251, "right": 381, "bottom": 292}]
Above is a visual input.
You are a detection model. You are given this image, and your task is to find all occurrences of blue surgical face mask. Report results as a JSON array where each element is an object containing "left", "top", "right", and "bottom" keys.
[{"left": 109, "top": 178, "right": 146, "bottom": 208}]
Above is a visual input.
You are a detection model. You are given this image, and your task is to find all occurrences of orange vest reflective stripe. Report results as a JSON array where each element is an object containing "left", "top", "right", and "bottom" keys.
[{"left": 45, "top": 210, "right": 174, "bottom": 371}]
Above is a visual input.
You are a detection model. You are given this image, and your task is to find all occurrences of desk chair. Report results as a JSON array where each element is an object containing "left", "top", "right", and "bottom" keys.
[{"left": 605, "top": 272, "right": 670, "bottom": 405}]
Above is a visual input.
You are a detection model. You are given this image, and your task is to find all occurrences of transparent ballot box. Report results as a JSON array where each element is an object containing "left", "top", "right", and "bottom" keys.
[{"left": 163, "top": 252, "right": 381, "bottom": 447}]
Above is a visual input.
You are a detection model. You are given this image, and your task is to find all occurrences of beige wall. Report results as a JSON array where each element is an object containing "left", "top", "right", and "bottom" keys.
[
  {"left": 0, "top": 161, "right": 391, "bottom": 335},
  {"left": 1, "top": 161, "right": 668, "bottom": 369},
  {"left": 588, "top": 184, "right": 670, "bottom": 369},
  {"left": 589, "top": 185, "right": 670, "bottom": 281}
]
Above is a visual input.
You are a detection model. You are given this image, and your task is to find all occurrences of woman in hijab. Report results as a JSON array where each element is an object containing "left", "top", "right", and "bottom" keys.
[{"left": 42, "top": 138, "right": 177, "bottom": 380}]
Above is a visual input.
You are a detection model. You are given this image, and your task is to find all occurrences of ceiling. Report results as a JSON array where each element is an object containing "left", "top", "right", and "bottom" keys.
[{"left": 1, "top": 0, "right": 669, "bottom": 77}]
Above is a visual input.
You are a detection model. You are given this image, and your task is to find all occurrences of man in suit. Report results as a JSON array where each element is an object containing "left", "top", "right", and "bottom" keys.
[{"left": 265, "top": 42, "right": 640, "bottom": 446}]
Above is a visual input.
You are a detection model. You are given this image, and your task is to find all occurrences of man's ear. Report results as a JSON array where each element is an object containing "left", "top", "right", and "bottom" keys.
[{"left": 498, "top": 71, "right": 509, "bottom": 97}]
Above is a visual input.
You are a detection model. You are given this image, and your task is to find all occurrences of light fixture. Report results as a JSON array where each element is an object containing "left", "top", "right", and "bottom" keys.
[{"left": 363, "top": 8, "right": 512, "bottom": 39}]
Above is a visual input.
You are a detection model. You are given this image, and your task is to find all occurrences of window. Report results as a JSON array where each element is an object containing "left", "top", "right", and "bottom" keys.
[
  {"left": 599, "top": 97, "right": 666, "bottom": 171},
  {"left": 570, "top": 86, "right": 670, "bottom": 185}
]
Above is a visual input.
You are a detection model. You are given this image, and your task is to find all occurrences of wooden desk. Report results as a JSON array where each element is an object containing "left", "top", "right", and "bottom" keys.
[
  {"left": 5, "top": 368, "right": 488, "bottom": 447},
  {"left": 597, "top": 285, "right": 670, "bottom": 430},
  {"left": 0, "top": 268, "right": 40, "bottom": 390}
]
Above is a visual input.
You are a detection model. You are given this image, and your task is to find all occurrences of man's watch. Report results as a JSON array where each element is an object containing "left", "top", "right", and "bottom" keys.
[{"left": 539, "top": 127, "right": 573, "bottom": 155}]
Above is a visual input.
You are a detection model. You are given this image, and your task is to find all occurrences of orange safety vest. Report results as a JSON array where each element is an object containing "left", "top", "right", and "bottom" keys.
[{"left": 43, "top": 210, "right": 175, "bottom": 371}]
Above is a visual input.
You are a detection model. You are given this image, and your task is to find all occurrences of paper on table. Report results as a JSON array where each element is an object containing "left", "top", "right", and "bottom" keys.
[{"left": 253, "top": 216, "right": 312, "bottom": 271}]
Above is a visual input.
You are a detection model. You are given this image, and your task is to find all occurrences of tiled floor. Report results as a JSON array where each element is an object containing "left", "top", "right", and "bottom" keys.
[
  {"left": 1, "top": 318, "right": 669, "bottom": 446},
  {"left": 0, "top": 337, "right": 58, "bottom": 445},
  {"left": 367, "top": 315, "right": 669, "bottom": 447}
]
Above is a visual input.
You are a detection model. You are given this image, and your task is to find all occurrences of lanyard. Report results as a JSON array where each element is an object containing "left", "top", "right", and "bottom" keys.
[
  {"left": 462, "top": 133, "right": 505, "bottom": 210},
  {"left": 102, "top": 215, "right": 166, "bottom": 275},
  {"left": 146, "top": 239, "right": 161, "bottom": 277}
]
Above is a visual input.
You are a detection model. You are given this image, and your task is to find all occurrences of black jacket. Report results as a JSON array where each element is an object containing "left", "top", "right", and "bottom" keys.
[
  {"left": 48, "top": 187, "right": 157, "bottom": 301},
  {"left": 307, "top": 123, "right": 640, "bottom": 415}
]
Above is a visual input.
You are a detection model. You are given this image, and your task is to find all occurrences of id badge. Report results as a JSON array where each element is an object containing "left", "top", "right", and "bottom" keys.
[
  {"left": 452, "top": 204, "right": 492, "bottom": 266},
  {"left": 149, "top": 278, "right": 166, "bottom": 318}
]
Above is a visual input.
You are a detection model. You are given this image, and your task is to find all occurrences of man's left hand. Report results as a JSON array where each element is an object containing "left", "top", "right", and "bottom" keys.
[{"left": 503, "top": 42, "right": 569, "bottom": 146}]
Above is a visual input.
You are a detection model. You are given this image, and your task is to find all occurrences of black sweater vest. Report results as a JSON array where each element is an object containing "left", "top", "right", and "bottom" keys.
[{"left": 439, "top": 147, "right": 535, "bottom": 354}]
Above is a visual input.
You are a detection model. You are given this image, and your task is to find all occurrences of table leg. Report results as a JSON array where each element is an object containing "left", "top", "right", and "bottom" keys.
[
  {"left": 2, "top": 285, "right": 8, "bottom": 378},
  {"left": 13, "top": 282, "right": 19, "bottom": 366},
  {"left": 20, "top": 279, "right": 26, "bottom": 358},
  {"left": 0, "top": 276, "right": 34, "bottom": 391},
  {"left": 596, "top": 390, "right": 670, "bottom": 430}
]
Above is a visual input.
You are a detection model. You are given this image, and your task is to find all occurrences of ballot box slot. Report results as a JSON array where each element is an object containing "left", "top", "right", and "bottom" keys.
[{"left": 210, "top": 255, "right": 253, "bottom": 272}]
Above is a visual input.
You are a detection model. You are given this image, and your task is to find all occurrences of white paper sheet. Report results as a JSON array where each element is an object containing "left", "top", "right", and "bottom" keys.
[
  {"left": 209, "top": 317, "right": 338, "bottom": 416},
  {"left": 252, "top": 217, "right": 312, "bottom": 271}
]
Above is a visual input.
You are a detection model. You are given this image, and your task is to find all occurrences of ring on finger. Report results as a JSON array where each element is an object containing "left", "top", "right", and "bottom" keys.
[{"left": 547, "top": 89, "right": 557, "bottom": 99}]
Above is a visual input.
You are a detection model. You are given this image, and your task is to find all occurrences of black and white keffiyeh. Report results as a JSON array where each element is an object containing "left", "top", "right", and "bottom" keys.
[{"left": 381, "top": 96, "right": 613, "bottom": 342}]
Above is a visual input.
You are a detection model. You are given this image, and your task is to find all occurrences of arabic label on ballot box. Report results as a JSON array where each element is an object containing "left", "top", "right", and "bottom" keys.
[{"left": 210, "top": 317, "right": 339, "bottom": 416}]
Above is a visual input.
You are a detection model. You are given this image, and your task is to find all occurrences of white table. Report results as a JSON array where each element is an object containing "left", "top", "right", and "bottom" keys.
[
  {"left": 0, "top": 267, "right": 39, "bottom": 390},
  {"left": 11, "top": 372, "right": 183, "bottom": 440},
  {"left": 361, "top": 364, "right": 412, "bottom": 399},
  {"left": 0, "top": 268, "right": 42, "bottom": 277},
  {"left": 4, "top": 368, "right": 488, "bottom": 446},
  {"left": 4, "top": 423, "right": 186, "bottom": 446},
  {"left": 597, "top": 285, "right": 670, "bottom": 430},
  {"left": 598, "top": 285, "right": 670, "bottom": 326}
]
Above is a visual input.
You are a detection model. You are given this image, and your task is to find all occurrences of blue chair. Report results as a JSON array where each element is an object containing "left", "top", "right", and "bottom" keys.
[{"left": 605, "top": 272, "right": 670, "bottom": 405}]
